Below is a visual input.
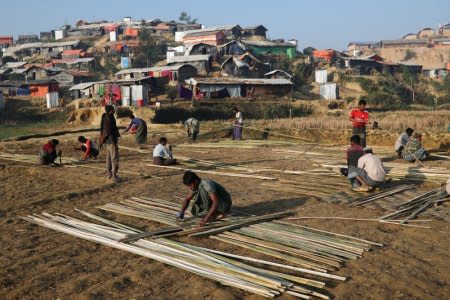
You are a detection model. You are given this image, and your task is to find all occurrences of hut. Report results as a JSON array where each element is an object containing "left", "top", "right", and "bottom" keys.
[
  {"left": 115, "top": 64, "right": 197, "bottom": 82},
  {"left": 242, "top": 40, "right": 297, "bottom": 60},
  {"left": 417, "top": 27, "right": 434, "bottom": 38},
  {"left": 167, "top": 55, "right": 212, "bottom": 74},
  {"left": 185, "top": 77, "right": 293, "bottom": 99},
  {"left": 218, "top": 40, "right": 248, "bottom": 56},
  {"left": 242, "top": 25, "right": 268, "bottom": 38}
]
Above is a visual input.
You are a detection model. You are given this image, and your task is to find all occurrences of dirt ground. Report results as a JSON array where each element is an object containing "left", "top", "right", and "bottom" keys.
[{"left": 0, "top": 129, "right": 449, "bottom": 300}]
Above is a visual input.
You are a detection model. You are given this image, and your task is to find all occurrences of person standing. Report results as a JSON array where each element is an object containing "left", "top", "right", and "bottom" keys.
[
  {"left": 124, "top": 114, "right": 147, "bottom": 145},
  {"left": 99, "top": 105, "right": 120, "bottom": 182},
  {"left": 349, "top": 99, "right": 369, "bottom": 148},
  {"left": 232, "top": 107, "right": 243, "bottom": 140},
  {"left": 184, "top": 117, "right": 200, "bottom": 141}
]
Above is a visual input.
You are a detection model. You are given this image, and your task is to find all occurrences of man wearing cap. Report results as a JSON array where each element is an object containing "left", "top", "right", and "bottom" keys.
[{"left": 349, "top": 147, "right": 386, "bottom": 192}]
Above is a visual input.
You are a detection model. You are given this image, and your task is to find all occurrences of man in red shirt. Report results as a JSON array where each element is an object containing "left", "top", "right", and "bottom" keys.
[{"left": 349, "top": 99, "right": 369, "bottom": 148}]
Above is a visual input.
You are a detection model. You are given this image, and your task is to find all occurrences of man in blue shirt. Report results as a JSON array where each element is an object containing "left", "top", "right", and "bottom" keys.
[{"left": 124, "top": 114, "right": 147, "bottom": 145}]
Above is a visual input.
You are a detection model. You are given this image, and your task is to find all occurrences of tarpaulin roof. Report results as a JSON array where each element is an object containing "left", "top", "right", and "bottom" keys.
[{"left": 186, "top": 77, "right": 293, "bottom": 86}]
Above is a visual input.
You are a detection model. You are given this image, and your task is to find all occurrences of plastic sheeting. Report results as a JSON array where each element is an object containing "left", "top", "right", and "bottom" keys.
[
  {"left": 199, "top": 85, "right": 241, "bottom": 98},
  {"left": 320, "top": 83, "right": 337, "bottom": 100},
  {"left": 46, "top": 92, "right": 59, "bottom": 108},
  {"left": 121, "top": 86, "right": 131, "bottom": 106},
  {"left": 315, "top": 70, "right": 327, "bottom": 84},
  {"left": 130, "top": 84, "right": 148, "bottom": 106}
]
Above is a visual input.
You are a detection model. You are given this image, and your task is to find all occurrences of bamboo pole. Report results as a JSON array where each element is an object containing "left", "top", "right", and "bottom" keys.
[{"left": 145, "top": 164, "right": 277, "bottom": 181}]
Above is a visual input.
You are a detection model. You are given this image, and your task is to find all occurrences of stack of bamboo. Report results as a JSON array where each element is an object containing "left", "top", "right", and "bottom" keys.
[
  {"left": 24, "top": 211, "right": 349, "bottom": 299},
  {"left": 379, "top": 188, "right": 448, "bottom": 223},
  {"left": 177, "top": 140, "right": 297, "bottom": 149},
  {"left": 98, "top": 197, "right": 248, "bottom": 231},
  {"left": 349, "top": 185, "right": 415, "bottom": 207},
  {"left": 210, "top": 221, "right": 382, "bottom": 274}
]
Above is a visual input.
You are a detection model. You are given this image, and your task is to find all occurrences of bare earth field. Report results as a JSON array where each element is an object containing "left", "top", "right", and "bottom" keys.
[{"left": 0, "top": 128, "right": 449, "bottom": 300}]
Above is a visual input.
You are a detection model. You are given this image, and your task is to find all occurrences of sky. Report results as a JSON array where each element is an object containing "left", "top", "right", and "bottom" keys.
[{"left": 1, "top": 0, "right": 449, "bottom": 50}]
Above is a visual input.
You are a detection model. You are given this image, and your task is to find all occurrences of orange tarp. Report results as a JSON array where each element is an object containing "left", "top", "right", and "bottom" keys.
[{"left": 124, "top": 27, "right": 139, "bottom": 37}]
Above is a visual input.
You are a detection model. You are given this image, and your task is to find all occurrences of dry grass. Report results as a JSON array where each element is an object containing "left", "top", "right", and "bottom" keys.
[{"left": 254, "top": 110, "right": 450, "bottom": 133}]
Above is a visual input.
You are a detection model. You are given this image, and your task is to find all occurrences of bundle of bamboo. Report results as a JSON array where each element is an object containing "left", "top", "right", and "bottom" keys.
[
  {"left": 379, "top": 188, "right": 448, "bottom": 223},
  {"left": 210, "top": 221, "right": 382, "bottom": 276},
  {"left": 23, "top": 212, "right": 337, "bottom": 299}
]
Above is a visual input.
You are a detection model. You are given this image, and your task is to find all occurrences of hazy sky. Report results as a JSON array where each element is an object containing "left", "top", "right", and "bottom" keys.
[{"left": 1, "top": 0, "right": 449, "bottom": 50}]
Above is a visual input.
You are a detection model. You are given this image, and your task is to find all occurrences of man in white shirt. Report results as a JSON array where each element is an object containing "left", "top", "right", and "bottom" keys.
[
  {"left": 153, "top": 137, "right": 176, "bottom": 165},
  {"left": 349, "top": 147, "right": 386, "bottom": 192},
  {"left": 394, "top": 128, "right": 413, "bottom": 157},
  {"left": 232, "top": 107, "right": 243, "bottom": 140}
]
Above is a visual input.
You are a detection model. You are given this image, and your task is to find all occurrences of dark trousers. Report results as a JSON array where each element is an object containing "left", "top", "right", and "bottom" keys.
[
  {"left": 153, "top": 156, "right": 177, "bottom": 166},
  {"left": 352, "top": 127, "right": 366, "bottom": 148}
]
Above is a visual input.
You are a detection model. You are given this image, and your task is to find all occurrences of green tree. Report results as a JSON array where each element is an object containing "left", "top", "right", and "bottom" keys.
[
  {"left": 404, "top": 49, "right": 417, "bottom": 61},
  {"left": 178, "top": 11, "right": 198, "bottom": 24},
  {"left": 133, "top": 29, "right": 166, "bottom": 68}
]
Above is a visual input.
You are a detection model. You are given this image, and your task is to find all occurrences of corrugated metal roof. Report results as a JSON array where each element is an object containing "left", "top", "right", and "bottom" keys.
[
  {"left": 5, "top": 40, "right": 80, "bottom": 54},
  {"left": 182, "top": 25, "right": 240, "bottom": 36},
  {"left": 5, "top": 62, "right": 27, "bottom": 68},
  {"left": 69, "top": 82, "right": 96, "bottom": 91},
  {"left": 264, "top": 70, "right": 293, "bottom": 78},
  {"left": 115, "top": 64, "right": 193, "bottom": 76},
  {"left": 52, "top": 57, "right": 95, "bottom": 64},
  {"left": 347, "top": 41, "right": 378, "bottom": 46},
  {"left": 241, "top": 40, "right": 294, "bottom": 47},
  {"left": 167, "top": 55, "right": 211, "bottom": 64},
  {"left": 186, "top": 77, "right": 293, "bottom": 85},
  {"left": 381, "top": 39, "right": 427, "bottom": 45}
]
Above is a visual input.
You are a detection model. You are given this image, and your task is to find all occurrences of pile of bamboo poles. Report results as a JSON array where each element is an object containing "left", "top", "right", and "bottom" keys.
[
  {"left": 379, "top": 188, "right": 448, "bottom": 223},
  {"left": 176, "top": 140, "right": 297, "bottom": 149},
  {"left": 24, "top": 212, "right": 342, "bottom": 299},
  {"left": 98, "top": 197, "right": 248, "bottom": 231},
  {"left": 144, "top": 163, "right": 278, "bottom": 181},
  {"left": 98, "top": 197, "right": 292, "bottom": 238},
  {"left": 211, "top": 221, "right": 382, "bottom": 275},
  {"left": 349, "top": 185, "right": 415, "bottom": 207}
]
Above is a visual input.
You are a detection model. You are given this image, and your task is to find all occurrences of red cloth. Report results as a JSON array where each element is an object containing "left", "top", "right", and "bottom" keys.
[
  {"left": 43, "top": 142, "right": 55, "bottom": 154},
  {"left": 350, "top": 108, "right": 369, "bottom": 128}
]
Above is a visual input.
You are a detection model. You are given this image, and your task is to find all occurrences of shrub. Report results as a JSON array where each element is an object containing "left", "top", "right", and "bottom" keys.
[{"left": 152, "top": 103, "right": 312, "bottom": 124}]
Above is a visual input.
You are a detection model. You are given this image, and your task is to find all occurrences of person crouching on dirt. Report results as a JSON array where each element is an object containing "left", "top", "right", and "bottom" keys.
[
  {"left": 124, "top": 114, "right": 147, "bottom": 145},
  {"left": 176, "top": 171, "right": 232, "bottom": 227},
  {"left": 340, "top": 135, "right": 364, "bottom": 188},
  {"left": 402, "top": 132, "right": 429, "bottom": 162},
  {"left": 184, "top": 117, "right": 200, "bottom": 141},
  {"left": 348, "top": 147, "right": 386, "bottom": 192},
  {"left": 76, "top": 136, "right": 99, "bottom": 160},
  {"left": 40, "top": 139, "right": 61, "bottom": 165},
  {"left": 394, "top": 128, "right": 414, "bottom": 158}
]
